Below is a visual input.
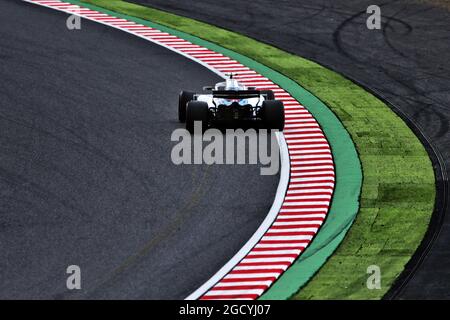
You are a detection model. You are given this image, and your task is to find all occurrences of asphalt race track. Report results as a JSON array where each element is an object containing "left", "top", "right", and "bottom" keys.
[
  {"left": 0, "top": 0, "right": 280, "bottom": 299},
  {"left": 133, "top": 0, "right": 450, "bottom": 298}
]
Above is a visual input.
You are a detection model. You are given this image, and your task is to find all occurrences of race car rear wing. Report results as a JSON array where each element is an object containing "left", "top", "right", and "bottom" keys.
[{"left": 212, "top": 90, "right": 261, "bottom": 99}]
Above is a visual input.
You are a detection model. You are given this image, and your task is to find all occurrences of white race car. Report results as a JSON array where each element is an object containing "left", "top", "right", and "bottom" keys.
[{"left": 178, "top": 75, "right": 284, "bottom": 133}]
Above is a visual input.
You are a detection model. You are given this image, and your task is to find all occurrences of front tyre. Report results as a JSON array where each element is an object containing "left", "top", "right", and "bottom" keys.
[
  {"left": 178, "top": 91, "right": 195, "bottom": 123},
  {"left": 186, "top": 101, "right": 209, "bottom": 134},
  {"left": 262, "top": 100, "right": 285, "bottom": 131}
]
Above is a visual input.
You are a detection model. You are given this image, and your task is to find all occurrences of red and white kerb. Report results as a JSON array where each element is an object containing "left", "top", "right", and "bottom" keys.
[{"left": 24, "top": 0, "right": 335, "bottom": 300}]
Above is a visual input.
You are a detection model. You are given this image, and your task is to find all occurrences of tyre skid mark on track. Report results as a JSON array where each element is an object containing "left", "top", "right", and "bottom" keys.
[{"left": 24, "top": 0, "right": 335, "bottom": 300}]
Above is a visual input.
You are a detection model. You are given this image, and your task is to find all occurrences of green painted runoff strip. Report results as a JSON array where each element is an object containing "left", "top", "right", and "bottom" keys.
[
  {"left": 61, "top": 0, "right": 434, "bottom": 299},
  {"left": 61, "top": 0, "right": 361, "bottom": 299}
]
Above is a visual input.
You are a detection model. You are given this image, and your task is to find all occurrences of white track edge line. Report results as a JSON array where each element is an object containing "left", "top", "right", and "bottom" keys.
[
  {"left": 22, "top": 0, "right": 291, "bottom": 301},
  {"left": 22, "top": 0, "right": 227, "bottom": 80},
  {"left": 186, "top": 133, "right": 289, "bottom": 300}
]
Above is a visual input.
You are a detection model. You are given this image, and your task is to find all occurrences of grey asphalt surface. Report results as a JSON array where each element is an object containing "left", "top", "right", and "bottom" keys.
[
  {"left": 0, "top": 0, "right": 279, "bottom": 299},
  {"left": 133, "top": 0, "right": 450, "bottom": 299}
]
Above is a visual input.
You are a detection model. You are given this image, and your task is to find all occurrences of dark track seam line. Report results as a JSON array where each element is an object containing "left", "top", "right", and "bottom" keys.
[
  {"left": 279, "top": 55, "right": 447, "bottom": 298},
  {"left": 338, "top": 76, "right": 448, "bottom": 300},
  {"left": 381, "top": 93, "right": 448, "bottom": 300},
  {"left": 328, "top": 0, "right": 447, "bottom": 299}
]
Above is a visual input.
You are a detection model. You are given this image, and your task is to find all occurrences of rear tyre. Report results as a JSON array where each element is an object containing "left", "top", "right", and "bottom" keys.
[
  {"left": 261, "top": 90, "right": 275, "bottom": 101},
  {"left": 262, "top": 100, "right": 285, "bottom": 131},
  {"left": 178, "top": 91, "right": 195, "bottom": 123},
  {"left": 186, "top": 101, "right": 209, "bottom": 134}
]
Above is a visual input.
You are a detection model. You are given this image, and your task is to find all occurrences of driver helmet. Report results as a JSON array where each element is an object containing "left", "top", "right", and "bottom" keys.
[{"left": 225, "top": 74, "right": 244, "bottom": 91}]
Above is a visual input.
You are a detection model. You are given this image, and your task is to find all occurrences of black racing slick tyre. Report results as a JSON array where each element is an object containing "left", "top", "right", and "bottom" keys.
[
  {"left": 178, "top": 91, "right": 195, "bottom": 123},
  {"left": 262, "top": 100, "right": 285, "bottom": 131},
  {"left": 186, "top": 101, "right": 209, "bottom": 134},
  {"left": 261, "top": 90, "right": 275, "bottom": 101}
]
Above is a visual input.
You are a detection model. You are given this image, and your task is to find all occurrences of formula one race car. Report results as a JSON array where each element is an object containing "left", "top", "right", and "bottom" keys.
[{"left": 178, "top": 74, "right": 284, "bottom": 133}]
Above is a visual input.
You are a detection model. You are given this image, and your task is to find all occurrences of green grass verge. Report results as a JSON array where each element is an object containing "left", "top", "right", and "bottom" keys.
[{"left": 78, "top": 0, "right": 435, "bottom": 299}]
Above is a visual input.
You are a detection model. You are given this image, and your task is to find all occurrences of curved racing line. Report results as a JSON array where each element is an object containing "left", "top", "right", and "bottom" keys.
[{"left": 25, "top": 0, "right": 336, "bottom": 300}]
